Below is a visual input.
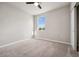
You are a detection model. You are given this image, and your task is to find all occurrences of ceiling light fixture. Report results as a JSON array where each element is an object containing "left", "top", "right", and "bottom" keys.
[{"left": 34, "top": 2, "right": 39, "bottom": 6}]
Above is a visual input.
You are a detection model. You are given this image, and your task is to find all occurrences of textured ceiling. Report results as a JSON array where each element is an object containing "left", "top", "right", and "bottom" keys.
[{"left": 8, "top": 2, "right": 70, "bottom": 15}]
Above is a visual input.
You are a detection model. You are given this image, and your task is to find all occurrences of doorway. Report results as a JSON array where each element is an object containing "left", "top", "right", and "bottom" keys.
[{"left": 76, "top": 3, "right": 79, "bottom": 51}]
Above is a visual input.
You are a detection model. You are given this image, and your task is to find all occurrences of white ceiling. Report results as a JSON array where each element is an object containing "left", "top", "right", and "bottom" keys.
[{"left": 8, "top": 2, "right": 70, "bottom": 15}]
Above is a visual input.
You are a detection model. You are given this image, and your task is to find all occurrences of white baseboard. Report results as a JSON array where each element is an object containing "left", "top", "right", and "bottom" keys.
[
  {"left": 36, "top": 37, "right": 71, "bottom": 45},
  {"left": 0, "top": 38, "right": 31, "bottom": 48},
  {"left": 0, "top": 37, "right": 71, "bottom": 48}
]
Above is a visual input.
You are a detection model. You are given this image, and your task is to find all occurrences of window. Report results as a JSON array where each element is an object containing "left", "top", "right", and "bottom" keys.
[{"left": 37, "top": 16, "right": 45, "bottom": 30}]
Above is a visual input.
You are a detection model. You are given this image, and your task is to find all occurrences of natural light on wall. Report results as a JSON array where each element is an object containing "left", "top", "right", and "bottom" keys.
[{"left": 37, "top": 16, "right": 45, "bottom": 30}]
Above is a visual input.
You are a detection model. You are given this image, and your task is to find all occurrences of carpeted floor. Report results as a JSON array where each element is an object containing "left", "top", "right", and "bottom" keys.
[{"left": 0, "top": 39, "right": 76, "bottom": 57}]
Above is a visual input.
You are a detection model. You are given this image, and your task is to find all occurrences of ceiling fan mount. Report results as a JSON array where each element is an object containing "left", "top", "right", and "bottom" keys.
[{"left": 26, "top": 2, "right": 42, "bottom": 9}]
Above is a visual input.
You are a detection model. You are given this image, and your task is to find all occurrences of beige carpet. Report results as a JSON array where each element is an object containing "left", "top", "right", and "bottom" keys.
[{"left": 0, "top": 39, "right": 74, "bottom": 57}]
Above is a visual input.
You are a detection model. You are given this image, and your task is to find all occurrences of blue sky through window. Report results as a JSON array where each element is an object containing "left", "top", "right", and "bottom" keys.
[{"left": 38, "top": 16, "right": 45, "bottom": 28}]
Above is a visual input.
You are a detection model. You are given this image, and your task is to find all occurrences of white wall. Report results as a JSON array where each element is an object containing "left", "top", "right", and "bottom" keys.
[
  {"left": 0, "top": 3, "right": 33, "bottom": 46},
  {"left": 35, "top": 5, "right": 70, "bottom": 44},
  {"left": 70, "top": 2, "right": 77, "bottom": 50}
]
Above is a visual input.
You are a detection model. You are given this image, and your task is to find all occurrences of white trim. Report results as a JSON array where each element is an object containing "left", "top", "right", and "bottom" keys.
[
  {"left": 0, "top": 37, "right": 71, "bottom": 48},
  {"left": 36, "top": 37, "right": 71, "bottom": 45},
  {"left": 0, "top": 38, "right": 31, "bottom": 48}
]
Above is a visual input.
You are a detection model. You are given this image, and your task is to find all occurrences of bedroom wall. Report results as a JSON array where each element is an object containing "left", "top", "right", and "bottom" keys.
[
  {"left": 35, "top": 5, "right": 70, "bottom": 44},
  {"left": 0, "top": 3, "right": 33, "bottom": 46}
]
